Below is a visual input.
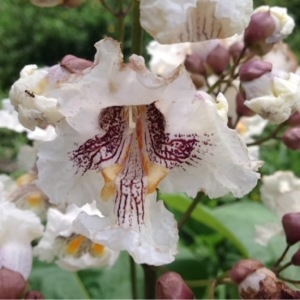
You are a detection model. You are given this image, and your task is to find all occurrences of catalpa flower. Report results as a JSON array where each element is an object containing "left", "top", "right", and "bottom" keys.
[
  {"left": 34, "top": 203, "right": 119, "bottom": 271},
  {"left": 36, "top": 38, "right": 261, "bottom": 265},
  {"left": 255, "top": 171, "right": 300, "bottom": 246},
  {"left": 140, "top": 0, "right": 253, "bottom": 44}
]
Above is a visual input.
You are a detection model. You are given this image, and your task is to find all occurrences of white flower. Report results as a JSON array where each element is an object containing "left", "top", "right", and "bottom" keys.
[
  {"left": 36, "top": 37, "right": 261, "bottom": 265},
  {"left": 255, "top": 171, "right": 300, "bottom": 245},
  {"left": 9, "top": 64, "right": 65, "bottom": 130},
  {"left": 8, "top": 172, "right": 49, "bottom": 221},
  {"left": 242, "top": 69, "right": 300, "bottom": 124},
  {"left": 236, "top": 115, "right": 268, "bottom": 160},
  {"left": 0, "top": 98, "right": 57, "bottom": 141},
  {"left": 147, "top": 41, "right": 191, "bottom": 77},
  {"left": 34, "top": 203, "right": 119, "bottom": 271},
  {"left": 0, "top": 198, "right": 43, "bottom": 279},
  {"left": 140, "top": 0, "right": 253, "bottom": 44},
  {"left": 253, "top": 6, "right": 295, "bottom": 44}
]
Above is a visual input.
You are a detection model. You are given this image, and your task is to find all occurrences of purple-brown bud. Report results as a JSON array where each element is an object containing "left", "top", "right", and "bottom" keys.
[
  {"left": 206, "top": 45, "right": 230, "bottom": 75},
  {"left": 63, "top": 0, "right": 83, "bottom": 7},
  {"left": 291, "top": 249, "right": 300, "bottom": 266},
  {"left": 287, "top": 112, "right": 300, "bottom": 127},
  {"left": 156, "top": 272, "right": 194, "bottom": 299},
  {"left": 229, "top": 259, "right": 264, "bottom": 284},
  {"left": 282, "top": 127, "right": 300, "bottom": 150},
  {"left": 244, "top": 11, "right": 276, "bottom": 55},
  {"left": 60, "top": 55, "right": 93, "bottom": 74},
  {"left": 0, "top": 268, "right": 27, "bottom": 299},
  {"left": 282, "top": 212, "right": 300, "bottom": 245},
  {"left": 239, "top": 60, "right": 272, "bottom": 82},
  {"left": 24, "top": 290, "right": 44, "bottom": 299},
  {"left": 184, "top": 54, "right": 206, "bottom": 76},
  {"left": 236, "top": 91, "right": 255, "bottom": 117}
]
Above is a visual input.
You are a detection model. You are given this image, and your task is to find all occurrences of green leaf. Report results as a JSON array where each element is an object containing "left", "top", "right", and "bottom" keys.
[
  {"left": 30, "top": 252, "right": 144, "bottom": 299},
  {"left": 29, "top": 260, "right": 90, "bottom": 299},
  {"left": 160, "top": 193, "right": 250, "bottom": 258},
  {"left": 212, "top": 201, "right": 280, "bottom": 263}
]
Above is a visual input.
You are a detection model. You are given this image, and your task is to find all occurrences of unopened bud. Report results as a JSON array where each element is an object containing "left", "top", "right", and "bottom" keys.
[
  {"left": 30, "top": 0, "right": 83, "bottom": 7},
  {"left": 230, "top": 260, "right": 281, "bottom": 299},
  {"left": 282, "top": 212, "right": 300, "bottom": 245},
  {"left": 24, "top": 290, "right": 44, "bottom": 299},
  {"left": 62, "top": 0, "right": 83, "bottom": 7},
  {"left": 282, "top": 127, "right": 300, "bottom": 150},
  {"left": 239, "top": 60, "right": 272, "bottom": 82},
  {"left": 287, "top": 112, "right": 300, "bottom": 127},
  {"left": 184, "top": 54, "right": 206, "bottom": 76},
  {"left": 236, "top": 91, "right": 255, "bottom": 117},
  {"left": 229, "top": 41, "right": 245, "bottom": 61},
  {"left": 291, "top": 250, "right": 300, "bottom": 266},
  {"left": 244, "top": 11, "right": 276, "bottom": 55},
  {"left": 229, "top": 259, "right": 263, "bottom": 284},
  {"left": 206, "top": 45, "right": 230, "bottom": 75},
  {"left": 0, "top": 268, "right": 26, "bottom": 299},
  {"left": 60, "top": 55, "right": 93, "bottom": 74},
  {"left": 156, "top": 272, "right": 194, "bottom": 299}
]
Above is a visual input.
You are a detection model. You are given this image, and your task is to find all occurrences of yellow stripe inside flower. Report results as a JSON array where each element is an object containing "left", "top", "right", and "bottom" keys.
[
  {"left": 66, "top": 235, "right": 85, "bottom": 255},
  {"left": 26, "top": 192, "right": 43, "bottom": 207},
  {"left": 91, "top": 243, "right": 105, "bottom": 256},
  {"left": 16, "top": 173, "right": 36, "bottom": 186}
]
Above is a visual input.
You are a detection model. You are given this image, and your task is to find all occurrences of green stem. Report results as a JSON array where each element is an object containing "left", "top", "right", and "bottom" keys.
[
  {"left": 278, "top": 275, "right": 300, "bottom": 285},
  {"left": 73, "top": 272, "right": 91, "bottom": 299},
  {"left": 178, "top": 192, "right": 203, "bottom": 230},
  {"left": 117, "top": 0, "right": 125, "bottom": 48},
  {"left": 273, "top": 244, "right": 290, "bottom": 271},
  {"left": 130, "top": 256, "right": 138, "bottom": 299},
  {"left": 131, "top": 0, "right": 143, "bottom": 55},
  {"left": 275, "top": 261, "right": 293, "bottom": 274},
  {"left": 142, "top": 264, "right": 157, "bottom": 299},
  {"left": 247, "top": 123, "right": 286, "bottom": 147}
]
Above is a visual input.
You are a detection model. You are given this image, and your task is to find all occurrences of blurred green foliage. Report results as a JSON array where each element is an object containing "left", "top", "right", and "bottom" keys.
[{"left": 0, "top": 0, "right": 136, "bottom": 95}]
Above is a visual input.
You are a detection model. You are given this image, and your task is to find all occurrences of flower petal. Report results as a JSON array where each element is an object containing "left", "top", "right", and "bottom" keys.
[
  {"left": 157, "top": 91, "right": 262, "bottom": 198},
  {"left": 74, "top": 192, "right": 178, "bottom": 266},
  {"left": 140, "top": 0, "right": 253, "bottom": 44}
]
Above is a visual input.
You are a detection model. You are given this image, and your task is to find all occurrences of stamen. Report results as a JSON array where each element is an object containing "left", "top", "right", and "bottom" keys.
[
  {"left": 26, "top": 192, "right": 43, "bottom": 207},
  {"left": 91, "top": 243, "right": 105, "bottom": 256},
  {"left": 66, "top": 235, "right": 85, "bottom": 255}
]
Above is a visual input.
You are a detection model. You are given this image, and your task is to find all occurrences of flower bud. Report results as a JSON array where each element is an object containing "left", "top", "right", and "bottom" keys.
[
  {"left": 0, "top": 267, "right": 26, "bottom": 299},
  {"left": 24, "top": 290, "right": 44, "bottom": 299},
  {"left": 239, "top": 60, "right": 272, "bottom": 82},
  {"left": 282, "top": 212, "right": 300, "bottom": 245},
  {"left": 236, "top": 91, "right": 255, "bottom": 117},
  {"left": 206, "top": 45, "right": 230, "bottom": 75},
  {"left": 229, "top": 41, "right": 245, "bottom": 61},
  {"left": 291, "top": 249, "right": 300, "bottom": 266},
  {"left": 287, "top": 112, "right": 300, "bottom": 127},
  {"left": 282, "top": 127, "right": 300, "bottom": 150},
  {"left": 244, "top": 11, "right": 276, "bottom": 55},
  {"left": 229, "top": 259, "right": 264, "bottom": 284},
  {"left": 156, "top": 272, "right": 194, "bottom": 299},
  {"left": 31, "top": 0, "right": 83, "bottom": 7},
  {"left": 230, "top": 260, "right": 281, "bottom": 299},
  {"left": 60, "top": 55, "right": 93, "bottom": 74},
  {"left": 184, "top": 54, "right": 206, "bottom": 76}
]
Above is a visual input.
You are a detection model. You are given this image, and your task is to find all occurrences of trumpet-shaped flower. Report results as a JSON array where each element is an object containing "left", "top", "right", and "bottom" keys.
[
  {"left": 36, "top": 38, "right": 261, "bottom": 265},
  {"left": 255, "top": 171, "right": 300, "bottom": 246},
  {"left": 34, "top": 203, "right": 119, "bottom": 271},
  {"left": 240, "top": 61, "right": 300, "bottom": 124},
  {"left": 140, "top": 0, "right": 253, "bottom": 44},
  {"left": 0, "top": 177, "right": 43, "bottom": 279}
]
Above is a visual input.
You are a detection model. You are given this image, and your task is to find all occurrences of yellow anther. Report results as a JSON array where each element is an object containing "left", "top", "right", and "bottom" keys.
[
  {"left": 26, "top": 192, "right": 43, "bottom": 207},
  {"left": 91, "top": 243, "right": 105, "bottom": 256},
  {"left": 66, "top": 235, "right": 85, "bottom": 255}
]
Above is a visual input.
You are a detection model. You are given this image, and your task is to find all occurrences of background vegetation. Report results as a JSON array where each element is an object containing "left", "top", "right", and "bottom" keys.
[{"left": 1, "top": 0, "right": 300, "bottom": 298}]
